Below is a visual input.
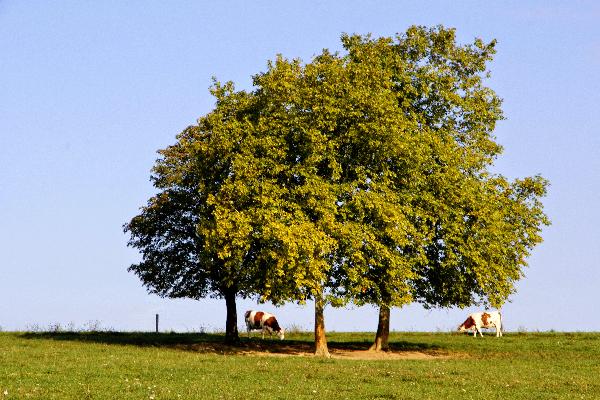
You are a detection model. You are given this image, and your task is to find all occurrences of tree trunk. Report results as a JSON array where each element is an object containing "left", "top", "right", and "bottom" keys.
[
  {"left": 369, "top": 305, "right": 390, "bottom": 352},
  {"left": 224, "top": 289, "right": 239, "bottom": 343},
  {"left": 314, "top": 293, "right": 330, "bottom": 357}
]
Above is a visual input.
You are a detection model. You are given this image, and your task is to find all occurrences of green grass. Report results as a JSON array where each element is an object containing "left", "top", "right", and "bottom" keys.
[{"left": 1, "top": 331, "right": 599, "bottom": 399}]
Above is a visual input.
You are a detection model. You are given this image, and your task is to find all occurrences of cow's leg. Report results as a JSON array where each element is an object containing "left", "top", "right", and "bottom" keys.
[
  {"left": 262, "top": 327, "right": 265, "bottom": 340},
  {"left": 265, "top": 327, "right": 273, "bottom": 340}
]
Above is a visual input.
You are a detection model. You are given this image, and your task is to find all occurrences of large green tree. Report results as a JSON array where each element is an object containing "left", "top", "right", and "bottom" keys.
[
  {"left": 247, "top": 50, "right": 422, "bottom": 355},
  {"left": 329, "top": 27, "right": 549, "bottom": 350},
  {"left": 125, "top": 85, "right": 255, "bottom": 342},
  {"left": 125, "top": 79, "right": 337, "bottom": 345}
]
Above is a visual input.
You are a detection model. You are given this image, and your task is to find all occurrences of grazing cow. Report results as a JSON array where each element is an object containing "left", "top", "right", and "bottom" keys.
[
  {"left": 458, "top": 311, "right": 503, "bottom": 337},
  {"left": 244, "top": 310, "right": 285, "bottom": 340}
]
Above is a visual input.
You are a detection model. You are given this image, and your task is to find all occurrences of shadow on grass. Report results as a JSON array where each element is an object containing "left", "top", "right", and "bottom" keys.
[
  {"left": 19, "top": 331, "right": 442, "bottom": 356},
  {"left": 20, "top": 331, "right": 223, "bottom": 346}
]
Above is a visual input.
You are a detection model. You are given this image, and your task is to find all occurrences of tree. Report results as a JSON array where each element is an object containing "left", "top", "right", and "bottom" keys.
[
  {"left": 125, "top": 80, "right": 337, "bottom": 346},
  {"left": 247, "top": 55, "right": 348, "bottom": 356},
  {"left": 248, "top": 49, "right": 427, "bottom": 355},
  {"left": 331, "top": 27, "right": 549, "bottom": 350},
  {"left": 125, "top": 85, "right": 254, "bottom": 342}
]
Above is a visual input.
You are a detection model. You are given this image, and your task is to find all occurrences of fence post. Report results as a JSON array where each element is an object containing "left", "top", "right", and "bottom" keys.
[{"left": 155, "top": 314, "right": 159, "bottom": 333}]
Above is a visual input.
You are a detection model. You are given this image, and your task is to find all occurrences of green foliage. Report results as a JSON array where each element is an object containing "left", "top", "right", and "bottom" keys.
[
  {"left": 125, "top": 25, "right": 549, "bottom": 326},
  {"left": 329, "top": 26, "right": 548, "bottom": 310}
]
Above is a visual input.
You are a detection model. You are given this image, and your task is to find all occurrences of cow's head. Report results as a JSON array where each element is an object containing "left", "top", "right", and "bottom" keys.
[{"left": 277, "top": 328, "right": 285, "bottom": 340}]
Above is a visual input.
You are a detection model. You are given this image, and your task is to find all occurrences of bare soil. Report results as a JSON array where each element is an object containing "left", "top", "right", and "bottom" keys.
[
  {"left": 177, "top": 341, "right": 451, "bottom": 360},
  {"left": 329, "top": 349, "right": 444, "bottom": 360}
]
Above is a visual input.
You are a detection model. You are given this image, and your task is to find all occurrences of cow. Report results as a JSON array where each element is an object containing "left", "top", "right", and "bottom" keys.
[
  {"left": 244, "top": 310, "right": 285, "bottom": 340},
  {"left": 458, "top": 311, "right": 503, "bottom": 337}
]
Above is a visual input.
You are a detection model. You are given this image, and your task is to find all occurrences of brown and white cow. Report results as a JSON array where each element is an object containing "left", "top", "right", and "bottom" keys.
[
  {"left": 244, "top": 310, "right": 285, "bottom": 340},
  {"left": 458, "top": 311, "right": 503, "bottom": 337}
]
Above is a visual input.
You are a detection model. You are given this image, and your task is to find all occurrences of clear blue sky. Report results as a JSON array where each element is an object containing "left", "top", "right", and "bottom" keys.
[{"left": 1, "top": 1, "right": 598, "bottom": 333}]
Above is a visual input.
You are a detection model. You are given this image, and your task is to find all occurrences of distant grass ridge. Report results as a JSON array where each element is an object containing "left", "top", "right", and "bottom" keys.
[{"left": 1, "top": 332, "right": 599, "bottom": 399}]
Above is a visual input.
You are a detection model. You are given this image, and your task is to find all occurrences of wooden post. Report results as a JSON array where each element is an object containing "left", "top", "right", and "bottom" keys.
[{"left": 155, "top": 314, "right": 159, "bottom": 333}]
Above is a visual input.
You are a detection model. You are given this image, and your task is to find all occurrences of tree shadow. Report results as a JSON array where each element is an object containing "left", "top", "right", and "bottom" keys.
[{"left": 19, "top": 331, "right": 442, "bottom": 356}]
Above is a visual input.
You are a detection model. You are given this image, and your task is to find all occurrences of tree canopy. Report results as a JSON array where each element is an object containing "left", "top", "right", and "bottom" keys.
[{"left": 125, "top": 25, "right": 549, "bottom": 353}]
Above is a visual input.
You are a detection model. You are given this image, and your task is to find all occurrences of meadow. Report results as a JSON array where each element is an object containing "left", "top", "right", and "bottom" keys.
[{"left": 0, "top": 330, "right": 598, "bottom": 399}]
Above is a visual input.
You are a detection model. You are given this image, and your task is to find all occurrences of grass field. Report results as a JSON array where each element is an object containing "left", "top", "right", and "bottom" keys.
[{"left": 1, "top": 331, "right": 599, "bottom": 399}]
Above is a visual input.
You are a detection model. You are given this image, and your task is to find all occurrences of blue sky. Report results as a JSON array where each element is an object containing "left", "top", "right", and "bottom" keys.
[{"left": 1, "top": 1, "right": 599, "bottom": 333}]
